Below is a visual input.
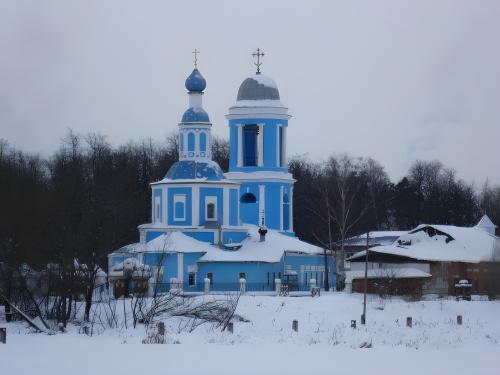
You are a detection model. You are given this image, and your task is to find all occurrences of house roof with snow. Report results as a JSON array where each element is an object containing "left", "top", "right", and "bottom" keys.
[
  {"left": 333, "top": 231, "right": 407, "bottom": 247},
  {"left": 113, "top": 227, "right": 323, "bottom": 263},
  {"left": 348, "top": 223, "right": 500, "bottom": 264}
]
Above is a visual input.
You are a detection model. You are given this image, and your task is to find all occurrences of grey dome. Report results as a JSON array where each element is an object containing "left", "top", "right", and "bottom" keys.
[{"left": 237, "top": 74, "right": 280, "bottom": 101}]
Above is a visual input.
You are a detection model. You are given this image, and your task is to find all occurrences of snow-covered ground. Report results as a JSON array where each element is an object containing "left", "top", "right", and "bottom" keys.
[{"left": 1, "top": 293, "right": 500, "bottom": 374}]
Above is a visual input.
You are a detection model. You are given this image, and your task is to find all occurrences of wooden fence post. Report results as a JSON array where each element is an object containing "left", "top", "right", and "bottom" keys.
[
  {"left": 292, "top": 320, "right": 298, "bottom": 332},
  {"left": 457, "top": 315, "right": 462, "bottom": 325},
  {"left": 0, "top": 328, "right": 6, "bottom": 344},
  {"left": 158, "top": 322, "right": 165, "bottom": 336},
  {"left": 351, "top": 320, "right": 356, "bottom": 329},
  {"left": 228, "top": 322, "right": 233, "bottom": 333},
  {"left": 406, "top": 317, "right": 412, "bottom": 328}
]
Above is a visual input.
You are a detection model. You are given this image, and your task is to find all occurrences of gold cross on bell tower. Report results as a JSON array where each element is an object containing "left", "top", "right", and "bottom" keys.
[
  {"left": 252, "top": 48, "right": 265, "bottom": 74},
  {"left": 192, "top": 48, "right": 200, "bottom": 68}
]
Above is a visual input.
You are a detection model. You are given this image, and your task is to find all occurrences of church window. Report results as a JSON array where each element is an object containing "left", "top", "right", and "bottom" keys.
[
  {"left": 188, "top": 132, "right": 195, "bottom": 152},
  {"left": 188, "top": 272, "right": 196, "bottom": 287},
  {"left": 199, "top": 132, "right": 207, "bottom": 152},
  {"left": 179, "top": 133, "right": 184, "bottom": 152},
  {"left": 173, "top": 194, "right": 186, "bottom": 221},
  {"left": 240, "top": 192, "right": 257, "bottom": 203},
  {"left": 205, "top": 196, "right": 217, "bottom": 221},
  {"left": 239, "top": 272, "right": 246, "bottom": 280},
  {"left": 207, "top": 272, "right": 213, "bottom": 285},
  {"left": 243, "top": 125, "right": 259, "bottom": 166}
]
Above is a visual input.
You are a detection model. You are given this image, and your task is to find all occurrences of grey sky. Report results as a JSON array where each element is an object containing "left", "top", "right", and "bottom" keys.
[{"left": 1, "top": 1, "right": 499, "bottom": 185}]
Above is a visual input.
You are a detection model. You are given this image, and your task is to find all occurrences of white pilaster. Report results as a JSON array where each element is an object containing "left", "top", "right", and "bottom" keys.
[
  {"left": 163, "top": 187, "right": 168, "bottom": 225},
  {"left": 183, "top": 130, "right": 188, "bottom": 157},
  {"left": 151, "top": 193, "right": 155, "bottom": 221},
  {"left": 258, "top": 124, "right": 264, "bottom": 167},
  {"left": 223, "top": 188, "right": 229, "bottom": 226},
  {"left": 195, "top": 131, "right": 200, "bottom": 156},
  {"left": 279, "top": 185, "right": 284, "bottom": 231},
  {"left": 282, "top": 126, "right": 287, "bottom": 167},
  {"left": 237, "top": 125, "right": 243, "bottom": 167},
  {"left": 192, "top": 185, "right": 200, "bottom": 227},
  {"left": 177, "top": 253, "right": 184, "bottom": 284},
  {"left": 276, "top": 125, "right": 280, "bottom": 167},
  {"left": 236, "top": 188, "right": 240, "bottom": 225},
  {"left": 259, "top": 185, "right": 266, "bottom": 226},
  {"left": 290, "top": 186, "right": 294, "bottom": 232}
]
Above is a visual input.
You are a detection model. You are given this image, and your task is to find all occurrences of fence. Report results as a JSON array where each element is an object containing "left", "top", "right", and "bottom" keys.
[{"left": 148, "top": 281, "right": 332, "bottom": 294}]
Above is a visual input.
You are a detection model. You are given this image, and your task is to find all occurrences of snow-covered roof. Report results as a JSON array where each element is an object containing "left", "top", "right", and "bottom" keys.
[
  {"left": 198, "top": 226, "right": 323, "bottom": 263},
  {"left": 114, "top": 227, "right": 322, "bottom": 263},
  {"left": 145, "top": 231, "right": 220, "bottom": 253},
  {"left": 476, "top": 214, "right": 497, "bottom": 229},
  {"left": 346, "top": 268, "right": 431, "bottom": 282},
  {"left": 334, "top": 231, "right": 407, "bottom": 247},
  {"left": 348, "top": 224, "right": 500, "bottom": 263}
]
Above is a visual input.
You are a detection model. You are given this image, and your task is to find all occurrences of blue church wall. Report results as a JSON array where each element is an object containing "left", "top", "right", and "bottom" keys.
[
  {"left": 146, "top": 231, "right": 165, "bottom": 242},
  {"left": 264, "top": 182, "right": 282, "bottom": 229},
  {"left": 167, "top": 187, "right": 192, "bottom": 226},
  {"left": 228, "top": 118, "right": 289, "bottom": 172},
  {"left": 196, "top": 261, "right": 282, "bottom": 292},
  {"left": 143, "top": 252, "right": 178, "bottom": 283},
  {"left": 199, "top": 187, "right": 223, "bottom": 226},
  {"left": 222, "top": 231, "right": 247, "bottom": 245},
  {"left": 238, "top": 181, "right": 294, "bottom": 231},
  {"left": 229, "top": 189, "right": 239, "bottom": 226},
  {"left": 239, "top": 184, "right": 260, "bottom": 225},
  {"left": 283, "top": 253, "right": 336, "bottom": 290},
  {"left": 183, "top": 231, "right": 214, "bottom": 244}
]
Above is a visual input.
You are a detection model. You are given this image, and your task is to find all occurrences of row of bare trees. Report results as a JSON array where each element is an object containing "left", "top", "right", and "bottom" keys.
[
  {"left": 290, "top": 157, "right": 492, "bottom": 290},
  {"left": 1, "top": 131, "right": 498, "bottom": 301}
]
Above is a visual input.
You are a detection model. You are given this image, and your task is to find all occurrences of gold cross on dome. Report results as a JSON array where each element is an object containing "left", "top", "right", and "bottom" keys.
[
  {"left": 252, "top": 48, "right": 265, "bottom": 74},
  {"left": 192, "top": 48, "right": 199, "bottom": 68}
]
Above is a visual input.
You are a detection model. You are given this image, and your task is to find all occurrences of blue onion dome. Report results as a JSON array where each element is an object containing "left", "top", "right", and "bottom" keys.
[
  {"left": 185, "top": 68, "right": 206, "bottom": 92},
  {"left": 237, "top": 73, "right": 280, "bottom": 101},
  {"left": 164, "top": 160, "right": 226, "bottom": 181},
  {"left": 181, "top": 107, "right": 210, "bottom": 123}
]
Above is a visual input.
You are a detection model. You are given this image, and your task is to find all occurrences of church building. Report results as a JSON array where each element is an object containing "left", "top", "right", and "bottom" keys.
[{"left": 108, "top": 50, "right": 334, "bottom": 294}]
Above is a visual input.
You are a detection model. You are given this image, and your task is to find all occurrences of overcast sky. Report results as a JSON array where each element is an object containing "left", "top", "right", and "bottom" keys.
[{"left": 1, "top": 1, "right": 499, "bottom": 185}]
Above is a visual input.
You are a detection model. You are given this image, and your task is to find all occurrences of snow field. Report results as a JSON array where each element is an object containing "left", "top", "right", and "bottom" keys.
[{"left": 1, "top": 293, "right": 499, "bottom": 375}]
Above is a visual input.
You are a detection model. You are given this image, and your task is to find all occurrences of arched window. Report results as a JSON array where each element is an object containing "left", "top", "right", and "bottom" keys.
[
  {"left": 188, "top": 132, "right": 195, "bottom": 152},
  {"left": 205, "top": 196, "right": 217, "bottom": 221},
  {"left": 240, "top": 192, "right": 257, "bottom": 203},
  {"left": 179, "top": 133, "right": 184, "bottom": 152},
  {"left": 199, "top": 132, "right": 207, "bottom": 152},
  {"left": 174, "top": 194, "right": 186, "bottom": 221},
  {"left": 206, "top": 203, "right": 215, "bottom": 220}
]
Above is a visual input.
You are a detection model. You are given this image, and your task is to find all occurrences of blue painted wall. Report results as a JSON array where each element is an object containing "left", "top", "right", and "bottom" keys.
[
  {"left": 229, "top": 188, "right": 239, "bottom": 226},
  {"left": 222, "top": 231, "right": 247, "bottom": 245},
  {"left": 183, "top": 231, "right": 214, "bottom": 244},
  {"left": 146, "top": 230, "right": 165, "bottom": 242},
  {"left": 239, "top": 184, "right": 260, "bottom": 225}
]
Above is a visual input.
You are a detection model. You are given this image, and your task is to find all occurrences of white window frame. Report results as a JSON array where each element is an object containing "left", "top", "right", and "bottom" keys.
[
  {"left": 173, "top": 194, "right": 186, "bottom": 221},
  {"left": 205, "top": 196, "right": 217, "bottom": 221}
]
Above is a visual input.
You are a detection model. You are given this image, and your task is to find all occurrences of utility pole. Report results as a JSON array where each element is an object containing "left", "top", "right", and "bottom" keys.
[{"left": 361, "top": 231, "right": 370, "bottom": 325}]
